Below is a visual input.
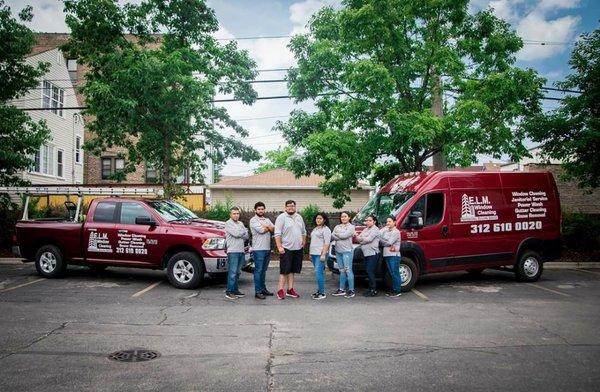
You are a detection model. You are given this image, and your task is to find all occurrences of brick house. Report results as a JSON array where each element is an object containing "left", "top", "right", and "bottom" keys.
[{"left": 30, "top": 33, "right": 214, "bottom": 186}]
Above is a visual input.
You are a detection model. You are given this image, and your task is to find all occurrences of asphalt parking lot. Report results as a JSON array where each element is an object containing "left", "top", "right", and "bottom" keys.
[{"left": 1, "top": 260, "right": 599, "bottom": 392}]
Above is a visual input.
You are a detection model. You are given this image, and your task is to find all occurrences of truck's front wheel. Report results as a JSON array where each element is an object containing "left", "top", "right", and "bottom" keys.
[
  {"left": 35, "top": 245, "right": 67, "bottom": 278},
  {"left": 166, "top": 252, "right": 204, "bottom": 289}
]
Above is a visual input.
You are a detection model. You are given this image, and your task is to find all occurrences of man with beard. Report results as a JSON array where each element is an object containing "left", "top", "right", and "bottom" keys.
[
  {"left": 274, "top": 200, "right": 307, "bottom": 300},
  {"left": 249, "top": 202, "right": 274, "bottom": 299}
]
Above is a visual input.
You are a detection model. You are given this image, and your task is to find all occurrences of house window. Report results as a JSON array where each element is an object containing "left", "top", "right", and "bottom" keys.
[
  {"left": 30, "top": 144, "right": 55, "bottom": 175},
  {"left": 42, "top": 81, "right": 64, "bottom": 117},
  {"left": 101, "top": 157, "right": 125, "bottom": 180},
  {"left": 145, "top": 165, "right": 159, "bottom": 184},
  {"left": 75, "top": 136, "right": 82, "bottom": 164},
  {"left": 57, "top": 149, "right": 64, "bottom": 178},
  {"left": 32, "top": 149, "right": 41, "bottom": 173},
  {"left": 67, "top": 59, "right": 77, "bottom": 72}
]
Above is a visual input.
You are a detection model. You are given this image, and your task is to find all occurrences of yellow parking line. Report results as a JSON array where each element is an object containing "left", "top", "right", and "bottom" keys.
[
  {"left": 0, "top": 278, "right": 45, "bottom": 293},
  {"left": 132, "top": 281, "right": 162, "bottom": 298},
  {"left": 411, "top": 288, "right": 429, "bottom": 301},
  {"left": 526, "top": 283, "right": 571, "bottom": 297}
]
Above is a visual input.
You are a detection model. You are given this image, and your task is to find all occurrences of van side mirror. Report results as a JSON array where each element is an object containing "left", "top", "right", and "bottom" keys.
[
  {"left": 408, "top": 211, "right": 424, "bottom": 229},
  {"left": 135, "top": 216, "right": 156, "bottom": 226}
]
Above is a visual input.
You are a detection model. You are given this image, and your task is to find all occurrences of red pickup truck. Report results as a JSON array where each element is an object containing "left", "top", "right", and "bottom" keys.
[{"left": 14, "top": 198, "right": 241, "bottom": 289}]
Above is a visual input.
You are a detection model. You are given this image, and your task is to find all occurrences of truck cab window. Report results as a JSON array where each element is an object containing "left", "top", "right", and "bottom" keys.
[
  {"left": 120, "top": 202, "right": 152, "bottom": 224},
  {"left": 93, "top": 202, "right": 117, "bottom": 223},
  {"left": 403, "top": 193, "right": 444, "bottom": 227}
]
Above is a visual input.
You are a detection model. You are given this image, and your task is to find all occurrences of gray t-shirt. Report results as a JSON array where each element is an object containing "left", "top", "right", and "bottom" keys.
[
  {"left": 357, "top": 225, "right": 381, "bottom": 257},
  {"left": 249, "top": 215, "right": 273, "bottom": 251},
  {"left": 380, "top": 227, "right": 401, "bottom": 257},
  {"left": 331, "top": 223, "right": 355, "bottom": 253},
  {"left": 309, "top": 226, "right": 332, "bottom": 256},
  {"left": 224, "top": 219, "right": 249, "bottom": 253},
  {"left": 274, "top": 212, "right": 307, "bottom": 251}
]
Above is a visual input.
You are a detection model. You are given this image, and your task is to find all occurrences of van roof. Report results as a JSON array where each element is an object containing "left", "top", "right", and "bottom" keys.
[{"left": 379, "top": 171, "right": 552, "bottom": 194}]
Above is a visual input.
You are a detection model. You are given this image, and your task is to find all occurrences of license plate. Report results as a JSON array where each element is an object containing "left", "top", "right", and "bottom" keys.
[{"left": 217, "top": 258, "right": 228, "bottom": 269}]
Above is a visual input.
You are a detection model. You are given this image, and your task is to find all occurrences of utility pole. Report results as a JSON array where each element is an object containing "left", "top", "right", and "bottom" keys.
[{"left": 431, "top": 74, "right": 447, "bottom": 171}]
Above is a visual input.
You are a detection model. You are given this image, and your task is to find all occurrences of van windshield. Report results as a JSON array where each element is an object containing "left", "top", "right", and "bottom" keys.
[{"left": 353, "top": 192, "right": 415, "bottom": 225}]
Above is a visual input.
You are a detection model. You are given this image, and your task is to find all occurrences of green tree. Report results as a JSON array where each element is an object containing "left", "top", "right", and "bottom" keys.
[
  {"left": 0, "top": 1, "right": 50, "bottom": 203},
  {"left": 524, "top": 27, "right": 600, "bottom": 189},
  {"left": 62, "top": 0, "right": 260, "bottom": 197},
  {"left": 254, "top": 145, "right": 295, "bottom": 174},
  {"left": 276, "top": 0, "right": 544, "bottom": 207}
]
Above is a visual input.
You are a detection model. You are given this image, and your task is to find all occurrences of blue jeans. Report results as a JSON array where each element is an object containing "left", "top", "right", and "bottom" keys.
[
  {"left": 364, "top": 253, "right": 379, "bottom": 291},
  {"left": 311, "top": 254, "right": 326, "bottom": 294},
  {"left": 384, "top": 256, "right": 402, "bottom": 293},
  {"left": 253, "top": 250, "right": 270, "bottom": 294},
  {"left": 227, "top": 252, "right": 244, "bottom": 293},
  {"left": 337, "top": 251, "right": 354, "bottom": 291}
]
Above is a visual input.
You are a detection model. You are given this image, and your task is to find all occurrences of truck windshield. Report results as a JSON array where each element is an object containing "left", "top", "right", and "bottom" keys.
[
  {"left": 353, "top": 192, "right": 415, "bottom": 225},
  {"left": 148, "top": 200, "right": 198, "bottom": 222}
]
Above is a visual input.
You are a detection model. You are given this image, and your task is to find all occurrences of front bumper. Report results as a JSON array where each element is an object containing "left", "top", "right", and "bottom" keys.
[{"left": 204, "top": 252, "right": 252, "bottom": 273}]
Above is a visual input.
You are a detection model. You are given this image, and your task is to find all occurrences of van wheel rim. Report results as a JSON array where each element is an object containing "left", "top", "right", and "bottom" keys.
[
  {"left": 523, "top": 257, "right": 539, "bottom": 277},
  {"left": 40, "top": 252, "right": 57, "bottom": 273},
  {"left": 173, "top": 260, "right": 194, "bottom": 284},
  {"left": 400, "top": 264, "right": 411, "bottom": 287}
]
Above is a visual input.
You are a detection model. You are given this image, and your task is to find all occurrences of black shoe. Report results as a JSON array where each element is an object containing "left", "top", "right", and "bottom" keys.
[
  {"left": 385, "top": 291, "right": 402, "bottom": 297},
  {"left": 345, "top": 290, "right": 356, "bottom": 298},
  {"left": 233, "top": 291, "right": 245, "bottom": 298},
  {"left": 255, "top": 292, "right": 266, "bottom": 300},
  {"left": 363, "top": 290, "right": 378, "bottom": 297},
  {"left": 261, "top": 289, "right": 274, "bottom": 296},
  {"left": 225, "top": 291, "right": 237, "bottom": 300}
]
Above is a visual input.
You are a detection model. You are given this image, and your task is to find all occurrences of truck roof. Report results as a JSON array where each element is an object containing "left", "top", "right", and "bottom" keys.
[{"left": 379, "top": 171, "right": 553, "bottom": 194}]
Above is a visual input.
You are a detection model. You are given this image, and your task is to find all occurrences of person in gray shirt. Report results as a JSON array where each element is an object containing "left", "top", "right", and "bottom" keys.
[
  {"left": 379, "top": 215, "right": 402, "bottom": 297},
  {"left": 309, "top": 213, "right": 332, "bottom": 300},
  {"left": 331, "top": 212, "right": 356, "bottom": 298},
  {"left": 274, "top": 200, "right": 307, "bottom": 300},
  {"left": 224, "top": 207, "right": 249, "bottom": 300},
  {"left": 249, "top": 201, "right": 274, "bottom": 299},
  {"left": 356, "top": 214, "right": 381, "bottom": 296}
]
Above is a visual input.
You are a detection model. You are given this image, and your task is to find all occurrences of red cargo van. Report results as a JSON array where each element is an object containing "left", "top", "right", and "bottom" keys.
[{"left": 330, "top": 171, "right": 562, "bottom": 291}]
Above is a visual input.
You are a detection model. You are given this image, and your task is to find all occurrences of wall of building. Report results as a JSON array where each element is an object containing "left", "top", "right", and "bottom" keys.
[
  {"left": 11, "top": 48, "right": 84, "bottom": 185},
  {"left": 209, "top": 188, "right": 371, "bottom": 212}
]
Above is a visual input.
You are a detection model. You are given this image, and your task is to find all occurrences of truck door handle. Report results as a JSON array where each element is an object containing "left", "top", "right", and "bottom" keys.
[{"left": 442, "top": 225, "right": 448, "bottom": 237}]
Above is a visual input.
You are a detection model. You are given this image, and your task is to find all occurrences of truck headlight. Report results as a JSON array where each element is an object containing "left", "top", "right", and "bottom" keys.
[{"left": 202, "top": 237, "right": 226, "bottom": 250}]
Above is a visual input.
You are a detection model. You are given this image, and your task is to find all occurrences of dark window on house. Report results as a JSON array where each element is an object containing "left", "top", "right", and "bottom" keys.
[
  {"left": 75, "top": 136, "right": 82, "bottom": 164},
  {"left": 145, "top": 165, "right": 158, "bottom": 184},
  {"left": 93, "top": 202, "right": 117, "bottom": 223},
  {"left": 101, "top": 157, "right": 125, "bottom": 180},
  {"left": 57, "top": 150, "right": 64, "bottom": 177}
]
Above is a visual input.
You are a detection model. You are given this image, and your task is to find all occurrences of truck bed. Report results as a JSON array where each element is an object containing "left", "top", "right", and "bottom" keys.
[{"left": 16, "top": 220, "right": 84, "bottom": 261}]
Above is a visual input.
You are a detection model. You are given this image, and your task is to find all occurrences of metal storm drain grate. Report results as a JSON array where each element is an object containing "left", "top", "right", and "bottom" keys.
[{"left": 108, "top": 349, "right": 161, "bottom": 363}]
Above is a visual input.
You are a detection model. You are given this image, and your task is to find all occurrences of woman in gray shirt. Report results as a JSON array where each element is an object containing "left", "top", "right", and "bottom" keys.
[
  {"left": 356, "top": 214, "right": 381, "bottom": 296},
  {"left": 309, "top": 213, "right": 332, "bottom": 300},
  {"left": 379, "top": 215, "right": 402, "bottom": 297},
  {"left": 331, "top": 212, "right": 356, "bottom": 298}
]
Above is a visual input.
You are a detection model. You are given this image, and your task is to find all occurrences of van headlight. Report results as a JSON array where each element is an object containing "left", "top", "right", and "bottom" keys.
[{"left": 202, "top": 237, "right": 226, "bottom": 250}]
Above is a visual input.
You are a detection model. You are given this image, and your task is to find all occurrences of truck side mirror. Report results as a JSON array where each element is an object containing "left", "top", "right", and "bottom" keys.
[
  {"left": 408, "top": 211, "right": 424, "bottom": 229},
  {"left": 135, "top": 216, "right": 156, "bottom": 226}
]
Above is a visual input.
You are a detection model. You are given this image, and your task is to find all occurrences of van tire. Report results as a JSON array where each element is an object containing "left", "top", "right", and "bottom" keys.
[
  {"left": 384, "top": 256, "right": 418, "bottom": 293},
  {"left": 35, "top": 245, "right": 67, "bottom": 278},
  {"left": 166, "top": 251, "right": 204, "bottom": 289},
  {"left": 515, "top": 250, "right": 543, "bottom": 282}
]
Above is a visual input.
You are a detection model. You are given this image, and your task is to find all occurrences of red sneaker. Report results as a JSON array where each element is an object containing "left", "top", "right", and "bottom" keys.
[
  {"left": 277, "top": 289, "right": 285, "bottom": 300},
  {"left": 286, "top": 288, "right": 300, "bottom": 298}
]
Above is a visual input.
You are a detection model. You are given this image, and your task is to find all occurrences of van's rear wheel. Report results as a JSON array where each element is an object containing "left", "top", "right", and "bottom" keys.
[
  {"left": 515, "top": 250, "right": 543, "bottom": 282},
  {"left": 35, "top": 245, "right": 67, "bottom": 278},
  {"left": 166, "top": 251, "right": 204, "bottom": 289},
  {"left": 384, "top": 256, "right": 418, "bottom": 292}
]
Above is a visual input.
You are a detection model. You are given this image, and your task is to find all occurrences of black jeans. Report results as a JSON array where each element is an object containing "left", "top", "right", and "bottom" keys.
[{"left": 364, "top": 253, "right": 379, "bottom": 291}]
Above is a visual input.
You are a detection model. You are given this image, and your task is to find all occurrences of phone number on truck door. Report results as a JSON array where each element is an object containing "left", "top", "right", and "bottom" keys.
[{"left": 470, "top": 221, "right": 542, "bottom": 234}]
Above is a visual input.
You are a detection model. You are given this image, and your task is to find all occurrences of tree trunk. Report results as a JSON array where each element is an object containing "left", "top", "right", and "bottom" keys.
[
  {"left": 431, "top": 74, "right": 447, "bottom": 171},
  {"left": 162, "top": 132, "right": 172, "bottom": 199}
]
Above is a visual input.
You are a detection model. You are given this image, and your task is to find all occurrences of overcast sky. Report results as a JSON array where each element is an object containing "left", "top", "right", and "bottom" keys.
[{"left": 7, "top": 0, "right": 599, "bottom": 176}]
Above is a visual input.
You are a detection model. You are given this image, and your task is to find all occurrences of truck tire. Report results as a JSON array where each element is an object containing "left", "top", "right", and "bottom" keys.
[
  {"left": 384, "top": 256, "right": 418, "bottom": 293},
  {"left": 35, "top": 245, "right": 67, "bottom": 278},
  {"left": 166, "top": 251, "right": 204, "bottom": 289},
  {"left": 515, "top": 250, "right": 543, "bottom": 282}
]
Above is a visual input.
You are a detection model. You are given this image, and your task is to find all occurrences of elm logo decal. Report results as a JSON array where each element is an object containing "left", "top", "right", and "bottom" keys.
[
  {"left": 87, "top": 231, "right": 113, "bottom": 253},
  {"left": 460, "top": 194, "right": 498, "bottom": 222}
]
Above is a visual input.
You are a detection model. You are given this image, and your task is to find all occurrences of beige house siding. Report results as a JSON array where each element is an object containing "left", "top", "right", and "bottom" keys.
[
  {"left": 210, "top": 188, "right": 370, "bottom": 212},
  {"left": 11, "top": 48, "right": 84, "bottom": 184}
]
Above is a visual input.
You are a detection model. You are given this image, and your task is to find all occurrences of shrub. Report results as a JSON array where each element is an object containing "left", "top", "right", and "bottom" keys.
[
  {"left": 197, "top": 195, "right": 234, "bottom": 222},
  {"left": 299, "top": 204, "right": 320, "bottom": 230},
  {"left": 562, "top": 213, "right": 600, "bottom": 251}
]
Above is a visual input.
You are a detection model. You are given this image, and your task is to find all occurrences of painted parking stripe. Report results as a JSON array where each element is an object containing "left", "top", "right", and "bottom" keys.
[
  {"left": 0, "top": 278, "right": 45, "bottom": 293},
  {"left": 526, "top": 283, "right": 571, "bottom": 297},
  {"left": 411, "top": 288, "right": 429, "bottom": 301},
  {"left": 572, "top": 268, "right": 600, "bottom": 276},
  {"left": 132, "top": 281, "right": 162, "bottom": 298}
]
